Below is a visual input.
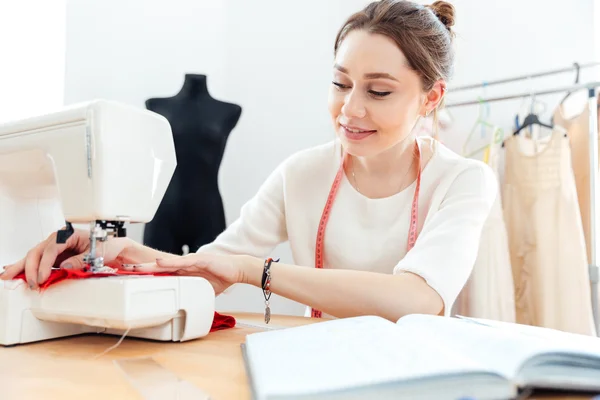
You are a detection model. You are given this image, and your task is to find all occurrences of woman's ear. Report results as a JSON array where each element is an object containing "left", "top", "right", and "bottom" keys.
[{"left": 420, "top": 81, "right": 446, "bottom": 117}]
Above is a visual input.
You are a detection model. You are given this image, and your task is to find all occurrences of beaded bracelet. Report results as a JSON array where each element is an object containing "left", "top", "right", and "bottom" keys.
[{"left": 262, "top": 257, "right": 279, "bottom": 324}]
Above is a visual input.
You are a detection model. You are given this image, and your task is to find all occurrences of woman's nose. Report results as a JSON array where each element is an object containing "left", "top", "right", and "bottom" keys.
[{"left": 341, "top": 90, "right": 366, "bottom": 119}]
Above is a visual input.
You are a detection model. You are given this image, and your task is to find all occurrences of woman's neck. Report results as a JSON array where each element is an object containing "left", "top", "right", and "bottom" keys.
[
  {"left": 348, "top": 135, "right": 418, "bottom": 198},
  {"left": 355, "top": 134, "right": 416, "bottom": 175}
]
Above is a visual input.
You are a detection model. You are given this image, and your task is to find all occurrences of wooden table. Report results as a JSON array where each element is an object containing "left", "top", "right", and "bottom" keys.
[{"left": 0, "top": 312, "right": 596, "bottom": 400}]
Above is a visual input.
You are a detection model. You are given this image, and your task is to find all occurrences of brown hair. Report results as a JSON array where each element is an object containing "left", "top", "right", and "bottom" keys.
[{"left": 334, "top": 0, "right": 456, "bottom": 129}]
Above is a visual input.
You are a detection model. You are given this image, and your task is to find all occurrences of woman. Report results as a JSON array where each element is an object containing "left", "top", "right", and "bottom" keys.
[{"left": 1, "top": 0, "right": 497, "bottom": 323}]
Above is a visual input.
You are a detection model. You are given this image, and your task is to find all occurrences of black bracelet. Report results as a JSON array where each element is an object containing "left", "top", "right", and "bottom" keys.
[{"left": 262, "top": 257, "right": 279, "bottom": 324}]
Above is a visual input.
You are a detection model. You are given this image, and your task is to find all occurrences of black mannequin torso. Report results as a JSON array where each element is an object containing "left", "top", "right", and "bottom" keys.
[{"left": 143, "top": 74, "right": 242, "bottom": 254}]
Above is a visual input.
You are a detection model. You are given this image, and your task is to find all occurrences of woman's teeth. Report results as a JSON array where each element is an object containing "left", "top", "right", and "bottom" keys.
[{"left": 345, "top": 127, "right": 372, "bottom": 133}]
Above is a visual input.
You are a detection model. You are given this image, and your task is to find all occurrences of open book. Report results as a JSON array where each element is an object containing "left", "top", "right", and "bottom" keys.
[{"left": 241, "top": 314, "right": 600, "bottom": 400}]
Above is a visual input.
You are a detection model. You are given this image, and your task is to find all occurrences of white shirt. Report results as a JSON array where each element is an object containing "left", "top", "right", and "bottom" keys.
[{"left": 198, "top": 136, "right": 498, "bottom": 317}]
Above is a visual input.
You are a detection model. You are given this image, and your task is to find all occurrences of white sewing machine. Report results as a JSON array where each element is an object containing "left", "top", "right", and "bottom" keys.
[{"left": 0, "top": 100, "right": 216, "bottom": 346}]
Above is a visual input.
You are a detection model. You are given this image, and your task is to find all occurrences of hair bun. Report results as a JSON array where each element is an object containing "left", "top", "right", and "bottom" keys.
[{"left": 427, "top": 1, "right": 455, "bottom": 32}]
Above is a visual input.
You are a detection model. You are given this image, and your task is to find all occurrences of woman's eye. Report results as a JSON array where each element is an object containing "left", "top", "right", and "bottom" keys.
[
  {"left": 332, "top": 81, "right": 350, "bottom": 90},
  {"left": 369, "top": 90, "right": 391, "bottom": 97},
  {"left": 332, "top": 81, "right": 391, "bottom": 97}
]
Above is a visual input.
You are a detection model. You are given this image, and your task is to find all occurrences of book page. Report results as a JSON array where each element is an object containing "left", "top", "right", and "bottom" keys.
[
  {"left": 458, "top": 316, "right": 600, "bottom": 351},
  {"left": 245, "top": 315, "right": 499, "bottom": 399},
  {"left": 395, "top": 315, "right": 600, "bottom": 379}
]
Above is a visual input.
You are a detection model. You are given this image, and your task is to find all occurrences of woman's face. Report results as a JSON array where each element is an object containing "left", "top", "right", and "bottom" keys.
[{"left": 328, "top": 30, "right": 441, "bottom": 158}]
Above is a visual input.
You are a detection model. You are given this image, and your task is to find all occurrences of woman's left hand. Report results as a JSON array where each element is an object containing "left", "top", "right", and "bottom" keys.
[{"left": 128, "top": 253, "right": 247, "bottom": 295}]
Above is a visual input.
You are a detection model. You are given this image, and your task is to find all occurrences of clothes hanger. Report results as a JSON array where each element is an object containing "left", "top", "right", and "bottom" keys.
[
  {"left": 514, "top": 74, "right": 549, "bottom": 129},
  {"left": 462, "top": 97, "right": 504, "bottom": 160},
  {"left": 504, "top": 99, "right": 554, "bottom": 147},
  {"left": 513, "top": 85, "right": 554, "bottom": 137},
  {"left": 513, "top": 113, "right": 553, "bottom": 135},
  {"left": 553, "top": 62, "right": 589, "bottom": 121},
  {"left": 558, "top": 62, "right": 580, "bottom": 106},
  {"left": 462, "top": 97, "right": 486, "bottom": 156},
  {"left": 466, "top": 126, "right": 504, "bottom": 162}
]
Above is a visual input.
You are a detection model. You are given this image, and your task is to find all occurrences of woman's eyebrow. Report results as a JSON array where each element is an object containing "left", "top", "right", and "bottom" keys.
[{"left": 334, "top": 64, "right": 399, "bottom": 82}]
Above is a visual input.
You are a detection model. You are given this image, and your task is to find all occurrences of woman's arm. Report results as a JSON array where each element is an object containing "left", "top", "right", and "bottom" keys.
[
  {"left": 236, "top": 163, "right": 498, "bottom": 322},
  {"left": 240, "top": 256, "right": 443, "bottom": 322},
  {"left": 138, "top": 163, "right": 497, "bottom": 322}
]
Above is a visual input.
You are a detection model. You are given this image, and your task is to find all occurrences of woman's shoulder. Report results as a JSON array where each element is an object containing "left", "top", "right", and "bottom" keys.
[
  {"left": 421, "top": 137, "right": 497, "bottom": 190},
  {"left": 422, "top": 137, "right": 498, "bottom": 202}
]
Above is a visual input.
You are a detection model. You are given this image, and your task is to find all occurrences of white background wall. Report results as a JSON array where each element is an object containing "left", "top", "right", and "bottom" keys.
[
  {"left": 0, "top": 0, "right": 66, "bottom": 123},
  {"left": 61, "top": 0, "right": 599, "bottom": 315}
]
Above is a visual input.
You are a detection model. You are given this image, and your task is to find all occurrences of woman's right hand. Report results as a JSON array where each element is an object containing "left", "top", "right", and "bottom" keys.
[{"left": 0, "top": 228, "right": 133, "bottom": 289}]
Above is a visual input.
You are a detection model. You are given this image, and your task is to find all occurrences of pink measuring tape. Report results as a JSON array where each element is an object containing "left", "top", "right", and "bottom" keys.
[{"left": 311, "top": 140, "right": 422, "bottom": 318}]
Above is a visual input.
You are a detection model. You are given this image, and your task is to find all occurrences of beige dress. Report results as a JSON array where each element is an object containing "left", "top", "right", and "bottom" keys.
[
  {"left": 552, "top": 98, "right": 600, "bottom": 264},
  {"left": 503, "top": 130, "right": 596, "bottom": 335},
  {"left": 452, "top": 142, "right": 516, "bottom": 322}
]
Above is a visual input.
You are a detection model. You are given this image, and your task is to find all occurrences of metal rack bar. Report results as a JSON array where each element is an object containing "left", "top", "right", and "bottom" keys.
[
  {"left": 588, "top": 86, "right": 600, "bottom": 335},
  {"left": 449, "top": 62, "right": 600, "bottom": 92},
  {"left": 446, "top": 81, "right": 600, "bottom": 108}
]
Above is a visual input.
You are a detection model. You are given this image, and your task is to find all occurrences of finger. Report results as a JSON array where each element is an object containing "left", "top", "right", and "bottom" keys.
[
  {"left": 37, "top": 249, "right": 54, "bottom": 286},
  {"left": 36, "top": 232, "right": 75, "bottom": 285},
  {"left": 23, "top": 232, "right": 62, "bottom": 287},
  {"left": 156, "top": 255, "right": 208, "bottom": 269},
  {"left": 1, "top": 258, "right": 26, "bottom": 280},
  {"left": 59, "top": 253, "right": 87, "bottom": 270},
  {"left": 130, "top": 262, "right": 174, "bottom": 273},
  {"left": 125, "top": 257, "right": 196, "bottom": 273},
  {"left": 37, "top": 240, "right": 65, "bottom": 285},
  {"left": 2, "top": 230, "right": 75, "bottom": 284},
  {"left": 24, "top": 247, "right": 45, "bottom": 289}
]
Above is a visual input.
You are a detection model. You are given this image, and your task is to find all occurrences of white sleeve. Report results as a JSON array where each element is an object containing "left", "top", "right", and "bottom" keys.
[
  {"left": 393, "top": 163, "right": 498, "bottom": 315},
  {"left": 196, "top": 163, "right": 288, "bottom": 258}
]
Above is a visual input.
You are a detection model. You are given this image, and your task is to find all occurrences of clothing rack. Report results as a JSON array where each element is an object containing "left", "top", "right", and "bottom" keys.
[
  {"left": 449, "top": 61, "right": 600, "bottom": 92},
  {"left": 445, "top": 81, "right": 600, "bottom": 108},
  {"left": 445, "top": 64, "right": 600, "bottom": 336}
]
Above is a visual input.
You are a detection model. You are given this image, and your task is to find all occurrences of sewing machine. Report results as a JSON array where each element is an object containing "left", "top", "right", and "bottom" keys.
[{"left": 0, "top": 100, "right": 216, "bottom": 346}]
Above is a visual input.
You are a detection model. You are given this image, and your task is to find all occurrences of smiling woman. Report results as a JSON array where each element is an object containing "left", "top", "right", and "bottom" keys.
[
  {"left": 328, "top": 1, "right": 452, "bottom": 198},
  {"left": 2, "top": 0, "right": 498, "bottom": 325}
]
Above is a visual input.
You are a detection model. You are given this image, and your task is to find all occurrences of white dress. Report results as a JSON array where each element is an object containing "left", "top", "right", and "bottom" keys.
[{"left": 452, "top": 142, "right": 516, "bottom": 322}]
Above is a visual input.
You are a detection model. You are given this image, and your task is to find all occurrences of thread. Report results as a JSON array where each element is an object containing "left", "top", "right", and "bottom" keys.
[{"left": 92, "top": 327, "right": 131, "bottom": 360}]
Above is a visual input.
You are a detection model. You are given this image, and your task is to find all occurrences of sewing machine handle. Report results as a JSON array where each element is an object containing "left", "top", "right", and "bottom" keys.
[{"left": 56, "top": 222, "right": 74, "bottom": 244}]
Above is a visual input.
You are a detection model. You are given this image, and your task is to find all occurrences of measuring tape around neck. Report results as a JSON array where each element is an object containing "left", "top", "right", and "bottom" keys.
[{"left": 311, "top": 140, "right": 423, "bottom": 318}]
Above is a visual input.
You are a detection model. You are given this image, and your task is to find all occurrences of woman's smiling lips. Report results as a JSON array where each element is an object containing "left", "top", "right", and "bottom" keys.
[{"left": 340, "top": 123, "right": 377, "bottom": 140}]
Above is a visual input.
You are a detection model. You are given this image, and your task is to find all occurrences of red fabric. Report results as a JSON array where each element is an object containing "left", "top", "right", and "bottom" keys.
[
  {"left": 15, "top": 268, "right": 166, "bottom": 290},
  {"left": 14, "top": 269, "right": 235, "bottom": 332}
]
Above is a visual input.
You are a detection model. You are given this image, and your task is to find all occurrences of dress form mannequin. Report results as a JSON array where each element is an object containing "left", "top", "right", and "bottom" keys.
[{"left": 143, "top": 74, "right": 242, "bottom": 254}]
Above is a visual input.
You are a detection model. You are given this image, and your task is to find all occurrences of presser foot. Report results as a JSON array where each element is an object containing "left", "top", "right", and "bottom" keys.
[
  {"left": 82, "top": 220, "right": 124, "bottom": 275},
  {"left": 88, "top": 265, "right": 118, "bottom": 274},
  {"left": 82, "top": 254, "right": 117, "bottom": 274}
]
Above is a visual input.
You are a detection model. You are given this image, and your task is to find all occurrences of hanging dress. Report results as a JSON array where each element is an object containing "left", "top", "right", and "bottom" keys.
[
  {"left": 452, "top": 141, "right": 516, "bottom": 322},
  {"left": 502, "top": 129, "right": 596, "bottom": 335},
  {"left": 552, "top": 97, "right": 600, "bottom": 264}
]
